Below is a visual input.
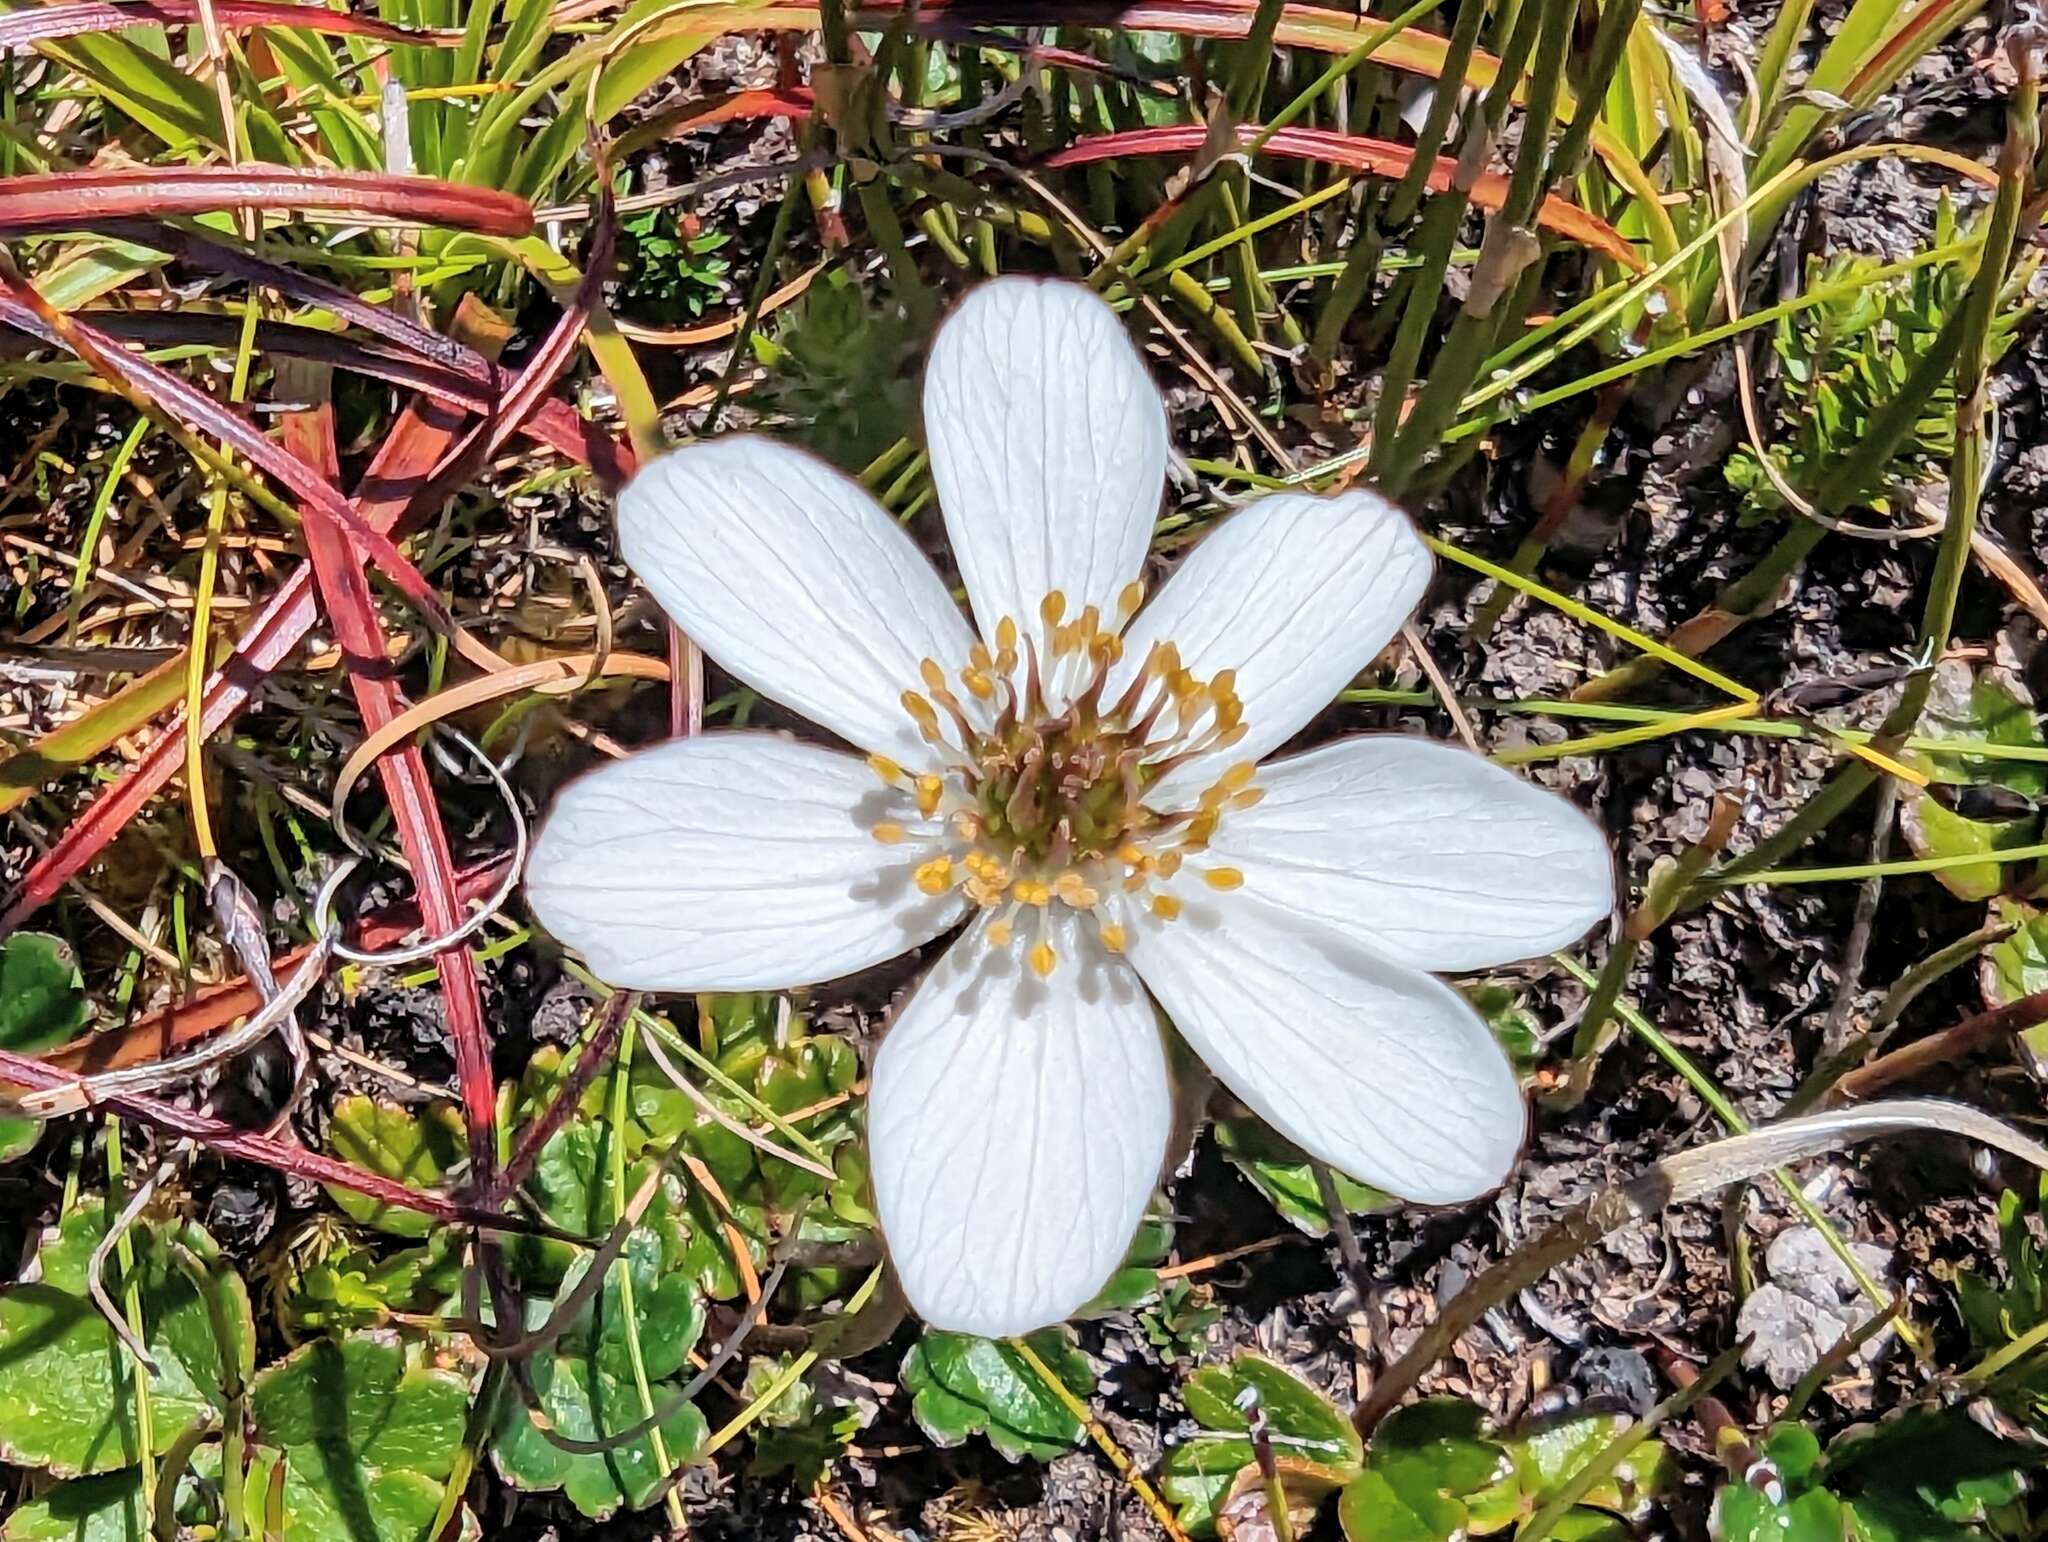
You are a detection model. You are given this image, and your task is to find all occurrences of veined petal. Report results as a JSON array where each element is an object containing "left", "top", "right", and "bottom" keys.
[
  {"left": 1124, "top": 892, "right": 1523, "bottom": 1204},
  {"left": 1207, "top": 737, "right": 1614, "bottom": 972},
  {"left": 526, "top": 734, "right": 965, "bottom": 992},
  {"left": 869, "top": 912, "right": 1172, "bottom": 1337},
  {"left": 924, "top": 278, "right": 1166, "bottom": 669},
  {"left": 1119, "top": 490, "right": 1429, "bottom": 808},
  {"left": 618, "top": 439, "right": 979, "bottom": 767}
]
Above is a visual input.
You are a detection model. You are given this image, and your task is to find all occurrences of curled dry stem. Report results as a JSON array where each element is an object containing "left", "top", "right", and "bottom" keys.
[{"left": 1355, "top": 1098, "right": 2048, "bottom": 1433}]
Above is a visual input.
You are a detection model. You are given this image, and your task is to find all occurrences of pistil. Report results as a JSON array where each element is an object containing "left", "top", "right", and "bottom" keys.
[{"left": 864, "top": 588, "right": 1260, "bottom": 971}]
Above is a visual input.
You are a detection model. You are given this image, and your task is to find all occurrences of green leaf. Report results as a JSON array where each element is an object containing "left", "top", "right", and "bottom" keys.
[
  {"left": 900, "top": 1329, "right": 1093, "bottom": 1463},
  {"left": 1081, "top": 1210, "right": 1175, "bottom": 1317},
  {"left": 1164, "top": 1355, "right": 1361, "bottom": 1535},
  {"left": 1711, "top": 1480, "right": 1846, "bottom": 1542},
  {"left": 490, "top": 1352, "right": 706, "bottom": 1518},
  {"left": 1467, "top": 985, "right": 1543, "bottom": 1075},
  {"left": 2, "top": 1471, "right": 149, "bottom": 1542},
  {"left": 1342, "top": 1399, "right": 1510, "bottom": 1542},
  {"left": 1827, "top": 1407, "right": 2042, "bottom": 1539},
  {"left": 742, "top": 1353, "right": 860, "bottom": 1490},
  {"left": 323, "top": 1097, "right": 467, "bottom": 1238},
  {"left": 0, "top": 933, "right": 91, "bottom": 1161},
  {"left": 245, "top": 1331, "right": 469, "bottom": 1542},
  {"left": 0, "top": 1208, "right": 243, "bottom": 1477},
  {"left": 489, "top": 1233, "right": 709, "bottom": 1518},
  {"left": 1214, "top": 1117, "right": 1394, "bottom": 1236},
  {"left": 1502, "top": 1414, "right": 1674, "bottom": 1519},
  {"left": 1899, "top": 668, "right": 2048, "bottom": 900},
  {"left": 1898, "top": 793, "right": 2038, "bottom": 902}
]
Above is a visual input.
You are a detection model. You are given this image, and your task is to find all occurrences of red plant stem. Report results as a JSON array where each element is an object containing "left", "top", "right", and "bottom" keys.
[
  {"left": 0, "top": 0, "right": 462, "bottom": 50},
  {"left": 0, "top": 166, "right": 532, "bottom": 239},
  {"left": 282, "top": 366, "right": 500, "bottom": 1180},
  {"left": 490, "top": 992, "right": 635, "bottom": 1203},
  {"left": 0, "top": 280, "right": 455, "bottom": 628},
  {"left": 0, "top": 1045, "right": 469, "bottom": 1222},
  {"left": 0, "top": 302, "right": 512, "bottom": 935},
  {"left": 1041, "top": 123, "right": 1643, "bottom": 269}
]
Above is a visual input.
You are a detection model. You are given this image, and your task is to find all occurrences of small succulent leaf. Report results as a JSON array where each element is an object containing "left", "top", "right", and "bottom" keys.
[
  {"left": 1503, "top": 1415, "right": 1673, "bottom": 1516},
  {"left": 0, "top": 932, "right": 91, "bottom": 1050},
  {"left": 1709, "top": 1481, "right": 1846, "bottom": 1542},
  {"left": 0, "top": 1209, "right": 238, "bottom": 1477},
  {"left": 1081, "top": 1210, "right": 1176, "bottom": 1317},
  {"left": 247, "top": 1332, "right": 467, "bottom": 1475},
  {"left": 1337, "top": 1467, "right": 1462, "bottom": 1542},
  {"left": 489, "top": 1351, "right": 707, "bottom": 1518},
  {"left": 0, "top": 933, "right": 93, "bottom": 1161},
  {"left": 323, "top": 1097, "right": 467, "bottom": 1239},
  {"left": 899, "top": 1328, "right": 1092, "bottom": 1463},
  {"left": 742, "top": 1354, "right": 861, "bottom": 1489},
  {"left": 1, "top": 1472, "right": 149, "bottom": 1541},
  {"left": 1213, "top": 1117, "right": 1394, "bottom": 1236}
]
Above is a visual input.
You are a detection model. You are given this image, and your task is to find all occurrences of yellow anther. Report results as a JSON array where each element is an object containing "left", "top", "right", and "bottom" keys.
[
  {"left": 997, "top": 616, "right": 1019, "bottom": 652},
  {"left": 962, "top": 668, "right": 995, "bottom": 699},
  {"left": 970, "top": 641, "right": 994, "bottom": 673},
  {"left": 1155, "top": 850, "right": 1184, "bottom": 878},
  {"left": 1218, "top": 761, "right": 1257, "bottom": 793},
  {"left": 1053, "top": 873, "right": 1100, "bottom": 908},
  {"left": 914, "top": 856, "right": 956, "bottom": 896},
  {"left": 867, "top": 753, "right": 907, "bottom": 786},
  {"left": 1029, "top": 941, "right": 1057, "bottom": 977},
  {"left": 871, "top": 822, "right": 907, "bottom": 844},
  {"left": 916, "top": 775, "right": 945, "bottom": 817},
  {"left": 1039, "top": 590, "right": 1067, "bottom": 628},
  {"left": 1076, "top": 604, "right": 1100, "bottom": 644},
  {"left": 1151, "top": 893, "right": 1183, "bottom": 921},
  {"left": 1117, "top": 842, "right": 1148, "bottom": 870},
  {"left": 1209, "top": 668, "right": 1237, "bottom": 699},
  {"left": 987, "top": 919, "right": 1014, "bottom": 947},
  {"left": 1098, "top": 922, "right": 1129, "bottom": 954},
  {"left": 920, "top": 658, "right": 946, "bottom": 694},
  {"left": 1117, "top": 579, "right": 1145, "bottom": 620},
  {"left": 1015, "top": 879, "right": 1052, "bottom": 907},
  {"left": 1183, "top": 811, "right": 1219, "bottom": 848},
  {"left": 1203, "top": 866, "right": 1245, "bottom": 891},
  {"left": 1150, "top": 641, "right": 1181, "bottom": 679},
  {"left": 1233, "top": 788, "right": 1267, "bottom": 810},
  {"left": 1215, "top": 723, "right": 1248, "bottom": 749},
  {"left": 901, "top": 690, "right": 940, "bottom": 734}
]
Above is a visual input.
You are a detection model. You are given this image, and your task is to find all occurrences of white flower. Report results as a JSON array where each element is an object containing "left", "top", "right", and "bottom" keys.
[{"left": 526, "top": 277, "right": 1614, "bottom": 1339}]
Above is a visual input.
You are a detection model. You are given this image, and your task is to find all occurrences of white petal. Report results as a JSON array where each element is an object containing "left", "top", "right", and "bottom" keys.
[
  {"left": 1118, "top": 489, "right": 1429, "bottom": 808},
  {"left": 526, "top": 734, "right": 965, "bottom": 991},
  {"left": 1124, "top": 893, "right": 1523, "bottom": 1204},
  {"left": 618, "top": 439, "right": 979, "bottom": 766},
  {"left": 925, "top": 278, "right": 1166, "bottom": 665},
  {"left": 869, "top": 913, "right": 1171, "bottom": 1337},
  {"left": 1207, "top": 737, "right": 1614, "bottom": 972}
]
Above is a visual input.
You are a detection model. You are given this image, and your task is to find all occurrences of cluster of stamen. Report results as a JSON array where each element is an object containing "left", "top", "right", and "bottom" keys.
[{"left": 869, "top": 584, "right": 1263, "bottom": 976}]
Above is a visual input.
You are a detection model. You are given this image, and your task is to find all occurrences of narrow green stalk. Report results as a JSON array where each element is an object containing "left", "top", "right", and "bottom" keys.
[
  {"left": 608, "top": 1014, "right": 685, "bottom": 1530},
  {"left": 1379, "top": 0, "right": 1576, "bottom": 489},
  {"left": 104, "top": 1120, "right": 158, "bottom": 1516},
  {"left": 1752, "top": 0, "right": 1819, "bottom": 136},
  {"left": 1348, "top": 0, "right": 1538, "bottom": 408},
  {"left": 62, "top": 415, "right": 149, "bottom": 643}
]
